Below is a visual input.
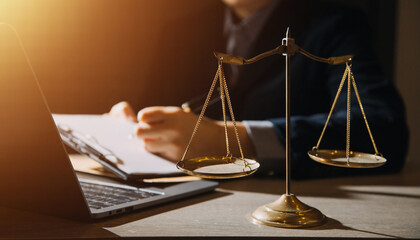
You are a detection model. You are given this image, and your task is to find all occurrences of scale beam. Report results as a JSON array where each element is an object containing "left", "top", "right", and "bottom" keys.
[{"left": 214, "top": 44, "right": 353, "bottom": 66}]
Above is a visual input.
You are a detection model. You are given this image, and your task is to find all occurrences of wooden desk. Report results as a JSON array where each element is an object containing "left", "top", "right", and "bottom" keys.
[{"left": 2, "top": 161, "right": 420, "bottom": 239}]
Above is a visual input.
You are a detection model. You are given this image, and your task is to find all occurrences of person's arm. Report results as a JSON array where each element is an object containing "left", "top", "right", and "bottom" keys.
[
  {"left": 108, "top": 102, "right": 256, "bottom": 163},
  {"left": 135, "top": 106, "right": 256, "bottom": 162}
]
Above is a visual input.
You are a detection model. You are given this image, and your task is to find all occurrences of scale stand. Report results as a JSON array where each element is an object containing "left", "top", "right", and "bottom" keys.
[
  {"left": 250, "top": 28, "right": 325, "bottom": 227},
  {"left": 177, "top": 27, "right": 385, "bottom": 228}
]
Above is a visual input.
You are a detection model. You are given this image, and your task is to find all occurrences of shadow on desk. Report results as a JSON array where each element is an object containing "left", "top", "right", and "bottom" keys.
[
  {"left": 0, "top": 190, "right": 231, "bottom": 239},
  {"left": 2, "top": 162, "right": 419, "bottom": 239},
  {"left": 0, "top": 206, "right": 109, "bottom": 238},
  {"left": 220, "top": 163, "right": 420, "bottom": 200},
  {"left": 98, "top": 190, "right": 232, "bottom": 226},
  {"left": 309, "top": 217, "right": 405, "bottom": 239}
]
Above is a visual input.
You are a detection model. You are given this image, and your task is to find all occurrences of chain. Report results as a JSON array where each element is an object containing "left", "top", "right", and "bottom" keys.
[
  {"left": 346, "top": 63, "right": 351, "bottom": 163},
  {"left": 314, "top": 64, "right": 382, "bottom": 162},
  {"left": 349, "top": 67, "right": 381, "bottom": 156},
  {"left": 181, "top": 64, "right": 221, "bottom": 161},
  {"left": 218, "top": 64, "right": 231, "bottom": 157},
  {"left": 219, "top": 65, "right": 246, "bottom": 165},
  {"left": 314, "top": 65, "right": 349, "bottom": 149},
  {"left": 181, "top": 60, "right": 247, "bottom": 169}
]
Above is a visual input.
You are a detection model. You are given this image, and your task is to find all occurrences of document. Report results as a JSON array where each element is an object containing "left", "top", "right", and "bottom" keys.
[{"left": 53, "top": 114, "right": 180, "bottom": 178}]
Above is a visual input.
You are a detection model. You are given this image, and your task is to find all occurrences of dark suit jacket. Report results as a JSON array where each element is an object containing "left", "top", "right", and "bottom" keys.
[
  {"left": 223, "top": 0, "right": 409, "bottom": 178},
  {"left": 154, "top": 0, "right": 408, "bottom": 178}
]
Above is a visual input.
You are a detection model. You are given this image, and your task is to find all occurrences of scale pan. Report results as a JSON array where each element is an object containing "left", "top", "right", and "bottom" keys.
[
  {"left": 308, "top": 149, "right": 386, "bottom": 168},
  {"left": 176, "top": 156, "right": 259, "bottom": 179}
]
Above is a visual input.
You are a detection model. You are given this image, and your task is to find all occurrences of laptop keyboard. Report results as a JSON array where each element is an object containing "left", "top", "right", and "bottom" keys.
[{"left": 80, "top": 181, "right": 161, "bottom": 209}]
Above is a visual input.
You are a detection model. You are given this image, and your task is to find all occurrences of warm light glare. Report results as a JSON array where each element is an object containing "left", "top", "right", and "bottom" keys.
[{"left": 0, "top": 0, "right": 218, "bottom": 114}]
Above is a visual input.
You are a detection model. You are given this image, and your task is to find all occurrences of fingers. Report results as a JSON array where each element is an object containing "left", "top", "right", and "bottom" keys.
[
  {"left": 108, "top": 101, "right": 137, "bottom": 122},
  {"left": 135, "top": 121, "right": 167, "bottom": 139},
  {"left": 142, "top": 139, "right": 181, "bottom": 163},
  {"left": 134, "top": 106, "right": 198, "bottom": 162},
  {"left": 135, "top": 106, "right": 184, "bottom": 139},
  {"left": 137, "top": 106, "right": 182, "bottom": 123},
  {"left": 143, "top": 138, "right": 172, "bottom": 153}
]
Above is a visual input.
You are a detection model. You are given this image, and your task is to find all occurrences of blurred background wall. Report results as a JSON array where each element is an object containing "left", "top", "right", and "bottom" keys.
[
  {"left": 0, "top": 0, "right": 419, "bottom": 168},
  {"left": 0, "top": 0, "right": 223, "bottom": 114},
  {"left": 395, "top": 0, "right": 420, "bottom": 168}
]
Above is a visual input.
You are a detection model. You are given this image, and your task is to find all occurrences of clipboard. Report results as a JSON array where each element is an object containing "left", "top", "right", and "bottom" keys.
[{"left": 53, "top": 114, "right": 181, "bottom": 181}]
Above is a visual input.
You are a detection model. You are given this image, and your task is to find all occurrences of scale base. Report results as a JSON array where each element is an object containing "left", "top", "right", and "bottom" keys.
[{"left": 250, "top": 194, "right": 326, "bottom": 228}]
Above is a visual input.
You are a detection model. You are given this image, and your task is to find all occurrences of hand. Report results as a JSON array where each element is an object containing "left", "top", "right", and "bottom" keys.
[
  {"left": 107, "top": 101, "right": 137, "bottom": 122},
  {"left": 135, "top": 106, "right": 255, "bottom": 162}
]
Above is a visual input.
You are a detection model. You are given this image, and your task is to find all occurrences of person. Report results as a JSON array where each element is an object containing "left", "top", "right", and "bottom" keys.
[{"left": 109, "top": 0, "right": 408, "bottom": 178}]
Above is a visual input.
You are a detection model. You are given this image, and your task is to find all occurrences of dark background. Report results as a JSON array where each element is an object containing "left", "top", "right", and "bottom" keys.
[
  {"left": 1, "top": 0, "right": 419, "bottom": 167},
  {"left": 0, "top": 0, "right": 397, "bottom": 113}
]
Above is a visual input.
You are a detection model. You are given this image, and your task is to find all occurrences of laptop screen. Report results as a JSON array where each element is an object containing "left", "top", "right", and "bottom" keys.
[{"left": 0, "top": 23, "right": 90, "bottom": 219}]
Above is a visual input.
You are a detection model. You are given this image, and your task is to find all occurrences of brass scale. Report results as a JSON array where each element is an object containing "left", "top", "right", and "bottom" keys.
[{"left": 176, "top": 28, "right": 387, "bottom": 228}]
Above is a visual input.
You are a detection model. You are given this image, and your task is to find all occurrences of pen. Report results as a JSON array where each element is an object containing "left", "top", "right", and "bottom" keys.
[
  {"left": 181, "top": 88, "right": 221, "bottom": 114},
  {"left": 142, "top": 176, "right": 202, "bottom": 183}
]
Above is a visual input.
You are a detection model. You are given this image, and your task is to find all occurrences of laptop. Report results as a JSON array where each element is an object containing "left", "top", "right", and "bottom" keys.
[{"left": 0, "top": 23, "right": 218, "bottom": 220}]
